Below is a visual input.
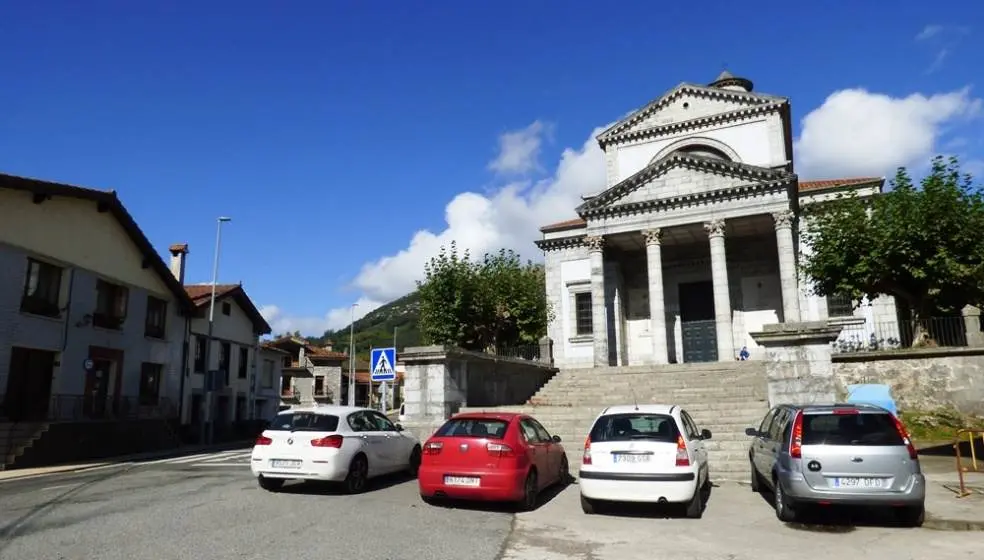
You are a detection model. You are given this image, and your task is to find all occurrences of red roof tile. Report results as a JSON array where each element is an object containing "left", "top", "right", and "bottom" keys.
[
  {"left": 185, "top": 284, "right": 240, "bottom": 307},
  {"left": 540, "top": 218, "right": 587, "bottom": 233}
]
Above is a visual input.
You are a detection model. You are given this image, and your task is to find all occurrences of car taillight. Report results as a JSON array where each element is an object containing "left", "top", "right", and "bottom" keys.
[
  {"left": 675, "top": 435, "right": 690, "bottom": 467},
  {"left": 423, "top": 441, "right": 443, "bottom": 455},
  {"left": 582, "top": 436, "right": 592, "bottom": 465},
  {"left": 790, "top": 411, "right": 804, "bottom": 458},
  {"left": 311, "top": 435, "right": 344, "bottom": 448},
  {"left": 487, "top": 442, "right": 513, "bottom": 457},
  {"left": 255, "top": 435, "right": 272, "bottom": 446},
  {"left": 891, "top": 414, "right": 919, "bottom": 460}
]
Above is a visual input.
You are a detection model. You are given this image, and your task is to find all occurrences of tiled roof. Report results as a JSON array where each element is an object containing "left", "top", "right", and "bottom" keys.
[
  {"left": 185, "top": 283, "right": 272, "bottom": 335},
  {"left": 263, "top": 336, "right": 350, "bottom": 361},
  {"left": 538, "top": 176, "right": 883, "bottom": 232}
]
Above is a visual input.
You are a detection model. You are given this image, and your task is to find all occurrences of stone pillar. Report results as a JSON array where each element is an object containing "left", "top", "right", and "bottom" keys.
[
  {"left": 773, "top": 209, "right": 801, "bottom": 323},
  {"left": 705, "top": 219, "right": 735, "bottom": 362},
  {"left": 749, "top": 322, "right": 844, "bottom": 407},
  {"left": 538, "top": 336, "right": 554, "bottom": 364},
  {"left": 962, "top": 305, "right": 984, "bottom": 347},
  {"left": 642, "top": 228, "right": 669, "bottom": 364},
  {"left": 586, "top": 235, "right": 609, "bottom": 367}
]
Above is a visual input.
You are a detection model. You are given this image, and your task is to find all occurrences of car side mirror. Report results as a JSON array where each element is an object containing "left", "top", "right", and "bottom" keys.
[
  {"left": 744, "top": 428, "right": 759, "bottom": 437},
  {"left": 551, "top": 435, "right": 562, "bottom": 443},
  {"left": 394, "top": 424, "right": 404, "bottom": 432},
  {"left": 701, "top": 429, "right": 712, "bottom": 440}
]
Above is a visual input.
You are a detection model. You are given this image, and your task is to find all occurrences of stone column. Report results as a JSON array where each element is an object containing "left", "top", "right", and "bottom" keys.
[
  {"left": 705, "top": 219, "right": 735, "bottom": 361},
  {"left": 642, "top": 229, "right": 669, "bottom": 364},
  {"left": 962, "top": 305, "right": 984, "bottom": 347},
  {"left": 773, "top": 209, "right": 801, "bottom": 323},
  {"left": 586, "top": 235, "right": 609, "bottom": 367}
]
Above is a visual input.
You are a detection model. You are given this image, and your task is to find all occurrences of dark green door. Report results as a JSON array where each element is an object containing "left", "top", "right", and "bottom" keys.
[{"left": 679, "top": 281, "right": 718, "bottom": 363}]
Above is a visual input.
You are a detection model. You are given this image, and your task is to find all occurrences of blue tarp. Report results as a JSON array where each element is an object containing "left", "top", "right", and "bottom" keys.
[{"left": 845, "top": 383, "right": 898, "bottom": 416}]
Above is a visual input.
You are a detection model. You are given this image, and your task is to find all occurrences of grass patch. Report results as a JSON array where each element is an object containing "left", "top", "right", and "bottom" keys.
[{"left": 900, "top": 407, "right": 984, "bottom": 443}]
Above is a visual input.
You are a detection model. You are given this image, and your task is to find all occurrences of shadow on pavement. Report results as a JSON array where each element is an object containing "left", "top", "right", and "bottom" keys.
[
  {"left": 272, "top": 470, "right": 418, "bottom": 496},
  {"left": 751, "top": 485, "right": 922, "bottom": 531},
  {"left": 418, "top": 477, "right": 572, "bottom": 514},
  {"left": 582, "top": 481, "right": 714, "bottom": 519}
]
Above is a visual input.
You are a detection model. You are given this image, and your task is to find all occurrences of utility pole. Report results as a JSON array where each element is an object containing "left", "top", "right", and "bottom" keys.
[{"left": 346, "top": 303, "right": 357, "bottom": 406}]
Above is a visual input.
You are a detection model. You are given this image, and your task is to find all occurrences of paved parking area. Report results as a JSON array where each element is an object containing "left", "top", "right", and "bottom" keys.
[
  {"left": 504, "top": 482, "right": 980, "bottom": 560},
  {"left": 1, "top": 451, "right": 980, "bottom": 560}
]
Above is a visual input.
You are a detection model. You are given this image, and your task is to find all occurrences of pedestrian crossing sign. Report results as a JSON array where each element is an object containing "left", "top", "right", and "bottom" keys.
[{"left": 370, "top": 347, "right": 397, "bottom": 382}]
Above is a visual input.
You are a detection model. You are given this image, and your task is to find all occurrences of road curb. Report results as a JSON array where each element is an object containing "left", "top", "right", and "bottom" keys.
[
  {"left": 0, "top": 441, "right": 253, "bottom": 482},
  {"left": 923, "top": 515, "right": 984, "bottom": 532}
]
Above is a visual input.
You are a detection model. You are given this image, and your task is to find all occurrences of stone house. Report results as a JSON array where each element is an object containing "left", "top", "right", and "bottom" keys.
[
  {"left": 0, "top": 173, "right": 194, "bottom": 424},
  {"left": 262, "top": 336, "right": 347, "bottom": 408},
  {"left": 536, "top": 71, "right": 901, "bottom": 368}
]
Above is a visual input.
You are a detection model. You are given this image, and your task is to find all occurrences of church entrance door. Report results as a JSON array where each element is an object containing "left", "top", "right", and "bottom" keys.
[{"left": 679, "top": 281, "right": 718, "bottom": 363}]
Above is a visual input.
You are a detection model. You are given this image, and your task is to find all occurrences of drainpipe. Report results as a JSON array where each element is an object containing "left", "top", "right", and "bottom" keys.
[
  {"left": 56, "top": 269, "right": 76, "bottom": 422},
  {"left": 176, "top": 314, "right": 190, "bottom": 425}
]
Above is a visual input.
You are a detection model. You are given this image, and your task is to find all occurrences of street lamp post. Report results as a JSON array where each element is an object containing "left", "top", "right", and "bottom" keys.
[
  {"left": 346, "top": 303, "right": 357, "bottom": 406},
  {"left": 203, "top": 216, "right": 231, "bottom": 445}
]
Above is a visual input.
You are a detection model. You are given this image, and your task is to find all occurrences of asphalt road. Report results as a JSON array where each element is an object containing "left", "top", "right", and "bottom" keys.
[{"left": 0, "top": 450, "right": 513, "bottom": 560}]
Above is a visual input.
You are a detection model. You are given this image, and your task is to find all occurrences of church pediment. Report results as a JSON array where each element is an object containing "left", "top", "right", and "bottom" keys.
[
  {"left": 597, "top": 83, "right": 787, "bottom": 146},
  {"left": 576, "top": 153, "right": 793, "bottom": 216}
]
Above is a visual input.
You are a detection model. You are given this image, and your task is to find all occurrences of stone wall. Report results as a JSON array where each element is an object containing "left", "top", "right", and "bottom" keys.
[
  {"left": 749, "top": 321, "right": 843, "bottom": 408},
  {"left": 833, "top": 348, "right": 984, "bottom": 416},
  {"left": 399, "top": 345, "right": 557, "bottom": 441}
]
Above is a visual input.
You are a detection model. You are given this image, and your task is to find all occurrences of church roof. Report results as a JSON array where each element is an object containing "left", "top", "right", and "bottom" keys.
[{"left": 538, "top": 176, "right": 885, "bottom": 233}]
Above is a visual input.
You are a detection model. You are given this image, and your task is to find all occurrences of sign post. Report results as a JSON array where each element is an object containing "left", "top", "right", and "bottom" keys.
[{"left": 370, "top": 347, "right": 397, "bottom": 413}]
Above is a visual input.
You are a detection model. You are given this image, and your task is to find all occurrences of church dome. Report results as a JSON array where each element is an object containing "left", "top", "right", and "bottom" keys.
[{"left": 708, "top": 70, "right": 753, "bottom": 93}]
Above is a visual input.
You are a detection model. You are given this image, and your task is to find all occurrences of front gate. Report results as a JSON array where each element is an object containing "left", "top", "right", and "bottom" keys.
[{"left": 681, "top": 320, "right": 718, "bottom": 363}]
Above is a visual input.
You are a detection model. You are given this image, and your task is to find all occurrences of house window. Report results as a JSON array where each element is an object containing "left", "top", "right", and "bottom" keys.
[
  {"left": 194, "top": 335, "right": 207, "bottom": 373},
  {"left": 574, "top": 292, "right": 593, "bottom": 335},
  {"left": 282, "top": 355, "right": 292, "bottom": 368},
  {"left": 238, "top": 346, "right": 249, "bottom": 379},
  {"left": 21, "top": 258, "right": 63, "bottom": 317},
  {"left": 145, "top": 296, "right": 167, "bottom": 339},
  {"left": 219, "top": 342, "right": 231, "bottom": 385},
  {"left": 222, "top": 302, "right": 231, "bottom": 316},
  {"left": 827, "top": 293, "right": 854, "bottom": 318},
  {"left": 314, "top": 376, "right": 325, "bottom": 395},
  {"left": 139, "top": 362, "right": 163, "bottom": 406},
  {"left": 94, "top": 279, "right": 128, "bottom": 329},
  {"left": 261, "top": 359, "right": 274, "bottom": 388}
]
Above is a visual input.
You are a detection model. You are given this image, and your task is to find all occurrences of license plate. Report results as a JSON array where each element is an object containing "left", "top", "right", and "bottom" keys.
[
  {"left": 444, "top": 476, "right": 480, "bottom": 487},
  {"left": 613, "top": 454, "right": 651, "bottom": 464},
  {"left": 833, "top": 477, "right": 884, "bottom": 488},
  {"left": 270, "top": 459, "right": 301, "bottom": 469}
]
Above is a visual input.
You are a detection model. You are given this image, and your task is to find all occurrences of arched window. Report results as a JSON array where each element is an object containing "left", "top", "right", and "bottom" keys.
[{"left": 674, "top": 144, "right": 732, "bottom": 161}]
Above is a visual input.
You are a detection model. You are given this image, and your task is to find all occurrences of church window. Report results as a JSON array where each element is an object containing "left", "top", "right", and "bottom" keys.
[
  {"left": 574, "top": 292, "right": 593, "bottom": 335},
  {"left": 826, "top": 293, "right": 854, "bottom": 318}
]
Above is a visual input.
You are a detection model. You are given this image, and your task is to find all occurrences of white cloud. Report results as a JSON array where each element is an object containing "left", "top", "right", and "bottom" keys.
[
  {"left": 794, "top": 87, "right": 982, "bottom": 179},
  {"left": 259, "top": 296, "right": 384, "bottom": 337},
  {"left": 916, "top": 24, "right": 943, "bottom": 41},
  {"left": 487, "top": 120, "right": 553, "bottom": 175}
]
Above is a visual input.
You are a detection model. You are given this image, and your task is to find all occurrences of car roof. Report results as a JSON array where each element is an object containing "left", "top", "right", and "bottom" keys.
[
  {"left": 450, "top": 411, "right": 522, "bottom": 421},
  {"left": 599, "top": 404, "right": 677, "bottom": 415},
  {"left": 278, "top": 404, "right": 374, "bottom": 415}
]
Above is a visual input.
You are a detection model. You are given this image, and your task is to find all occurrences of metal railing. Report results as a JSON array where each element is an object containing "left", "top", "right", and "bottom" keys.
[
  {"left": 833, "top": 316, "right": 970, "bottom": 353},
  {"left": 953, "top": 428, "right": 984, "bottom": 498},
  {"left": 486, "top": 344, "right": 543, "bottom": 362}
]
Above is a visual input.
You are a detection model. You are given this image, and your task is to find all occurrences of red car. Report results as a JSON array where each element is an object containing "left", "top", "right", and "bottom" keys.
[{"left": 418, "top": 412, "right": 570, "bottom": 510}]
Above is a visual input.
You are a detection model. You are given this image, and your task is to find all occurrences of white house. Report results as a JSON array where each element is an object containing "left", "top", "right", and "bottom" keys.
[{"left": 536, "top": 71, "right": 901, "bottom": 368}]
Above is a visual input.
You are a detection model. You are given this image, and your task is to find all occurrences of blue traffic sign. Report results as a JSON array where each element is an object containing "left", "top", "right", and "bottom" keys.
[{"left": 370, "top": 347, "right": 397, "bottom": 382}]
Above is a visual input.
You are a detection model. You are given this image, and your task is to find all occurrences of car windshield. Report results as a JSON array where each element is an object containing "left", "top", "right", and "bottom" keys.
[
  {"left": 435, "top": 418, "right": 509, "bottom": 439},
  {"left": 802, "top": 412, "right": 904, "bottom": 446},
  {"left": 589, "top": 413, "right": 679, "bottom": 442},
  {"left": 266, "top": 412, "right": 339, "bottom": 432}
]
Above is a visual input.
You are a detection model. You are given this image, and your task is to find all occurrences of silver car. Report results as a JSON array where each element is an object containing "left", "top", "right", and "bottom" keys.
[{"left": 746, "top": 403, "right": 925, "bottom": 526}]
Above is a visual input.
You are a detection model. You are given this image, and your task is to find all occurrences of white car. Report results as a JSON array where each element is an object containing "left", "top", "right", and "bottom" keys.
[
  {"left": 579, "top": 404, "right": 711, "bottom": 518},
  {"left": 251, "top": 405, "right": 422, "bottom": 493}
]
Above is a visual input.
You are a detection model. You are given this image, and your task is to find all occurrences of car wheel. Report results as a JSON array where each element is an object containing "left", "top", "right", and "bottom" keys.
[
  {"left": 558, "top": 455, "right": 571, "bottom": 485},
  {"left": 896, "top": 505, "right": 925, "bottom": 527},
  {"left": 517, "top": 470, "right": 538, "bottom": 512},
  {"left": 257, "top": 476, "right": 284, "bottom": 492},
  {"left": 684, "top": 478, "right": 704, "bottom": 519},
  {"left": 407, "top": 445, "right": 422, "bottom": 478},
  {"left": 774, "top": 479, "right": 797, "bottom": 523},
  {"left": 749, "top": 460, "right": 760, "bottom": 492},
  {"left": 344, "top": 455, "right": 369, "bottom": 494},
  {"left": 580, "top": 494, "right": 596, "bottom": 515}
]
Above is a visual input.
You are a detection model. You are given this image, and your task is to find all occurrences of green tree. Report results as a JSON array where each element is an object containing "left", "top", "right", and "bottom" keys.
[
  {"left": 801, "top": 155, "right": 984, "bottom": 344},
  {"left": 416, "top": 241, "right": 552, "bottom": 351}
]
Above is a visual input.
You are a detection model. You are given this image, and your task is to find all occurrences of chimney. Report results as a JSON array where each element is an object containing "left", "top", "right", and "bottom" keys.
[
  {"left": 323, "top": 340, "right": 333, "bottom": 352},
  {"left": 169, "top": 243, "right": 189, "bottom": 284}
]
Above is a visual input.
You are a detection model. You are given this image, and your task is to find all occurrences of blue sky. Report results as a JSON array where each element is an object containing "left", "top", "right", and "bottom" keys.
[{"left": 1, "top": 1, "right": 982, "bottom": 336}]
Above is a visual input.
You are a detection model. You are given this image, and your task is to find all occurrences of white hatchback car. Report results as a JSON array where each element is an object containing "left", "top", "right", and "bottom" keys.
[
  {"left": 579, "top": 404, "right": 712, "bottom": 518},
  {"left": 251, "top": 405, "right": 421, "bottom": 493}
]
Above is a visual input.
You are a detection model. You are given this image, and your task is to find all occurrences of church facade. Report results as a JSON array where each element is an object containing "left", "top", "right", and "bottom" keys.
[{"left": 536, "top": 72, "right": 898, "bottom": 368}]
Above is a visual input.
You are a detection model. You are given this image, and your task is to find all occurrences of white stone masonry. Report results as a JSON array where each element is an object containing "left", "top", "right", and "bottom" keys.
[
  {"left": 705, "top": 219, "right": 735, "bottom": 361},
  {"left": 642, "top": 228, "right": 669, "bottom": 364},
  {"left": 586, "top": 235, "right": 609, "bottom": 367},
  {"left": 773, "top": 210, "right": 801, "bottom": 323}
]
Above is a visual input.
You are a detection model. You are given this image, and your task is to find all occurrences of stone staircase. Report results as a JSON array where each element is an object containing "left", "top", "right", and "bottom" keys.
[
  {"left": 460, "top": 361, "right": 769, "bottom": 482},
  {"left": 0, "top": 422, "right": 49, "bottom": 470}
]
